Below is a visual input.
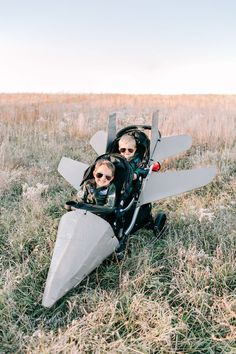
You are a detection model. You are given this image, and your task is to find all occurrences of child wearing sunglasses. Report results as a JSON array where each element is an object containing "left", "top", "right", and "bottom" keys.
[
  {"left": 75, "top": 159, "right": 116, "bottom": 208},
  {"left": 118, "top": 134, "right": 148, "bottom": 180}
]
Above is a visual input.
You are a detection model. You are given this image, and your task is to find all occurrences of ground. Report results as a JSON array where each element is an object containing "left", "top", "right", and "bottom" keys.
[{"left": 1, "top": 93, "right": 236, "bottom": 353}]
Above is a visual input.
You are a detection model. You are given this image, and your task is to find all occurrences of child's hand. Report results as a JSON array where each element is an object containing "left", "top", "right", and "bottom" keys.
[
  {"left": 133, "top": 173, "right": 137, "bottom": 180},
  {"left": 138, "top": 169, "right": 149, "bottom": 178},
  {"left": 76, "top": 189, "right": 84, "bottom": 202}
]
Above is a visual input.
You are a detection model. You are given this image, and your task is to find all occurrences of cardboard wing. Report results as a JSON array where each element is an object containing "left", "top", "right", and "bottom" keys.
[
  {"left": 138, "top": 166, "right": 217, "bottom": 206},
  {"left": 89, "top": 130, "right": 108, "bottom": 156},
  {"left": 58, "top": 157, "right": 89, "bottom": 190},
  {"left": 152, "top": 135, "right": 192, "bottom": 162}
]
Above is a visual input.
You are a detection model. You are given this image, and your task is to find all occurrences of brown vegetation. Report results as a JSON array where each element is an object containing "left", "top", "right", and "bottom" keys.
[{"left": 0, "top": 94, "right": 235, "bottom": 353}]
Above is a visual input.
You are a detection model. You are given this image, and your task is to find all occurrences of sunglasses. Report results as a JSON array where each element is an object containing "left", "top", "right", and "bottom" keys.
[
  {"left": 119, "top": 148, "right": 135, "bottom": 153},
  {"left": 95, "top": 172, "right": 113, "bottom": 181}
]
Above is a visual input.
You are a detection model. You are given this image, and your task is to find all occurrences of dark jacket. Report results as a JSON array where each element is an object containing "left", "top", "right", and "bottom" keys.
[{"left": 129, "top": 153, "right": 149, "bottom": 179}]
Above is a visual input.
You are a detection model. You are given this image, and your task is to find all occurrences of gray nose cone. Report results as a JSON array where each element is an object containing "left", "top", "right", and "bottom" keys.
[{"left": 42, "top": 209, "right": 119, "bottom": 308}]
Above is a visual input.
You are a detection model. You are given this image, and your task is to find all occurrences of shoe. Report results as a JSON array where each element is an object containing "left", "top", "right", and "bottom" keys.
[{"left": 153, "top": 212, "right": 167, "bottom": 238}]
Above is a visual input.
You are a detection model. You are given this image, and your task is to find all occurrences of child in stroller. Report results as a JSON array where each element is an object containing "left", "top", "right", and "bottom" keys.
[
  {"left": 107, "top": 125, "right": 167, "bottom": 258},
  {"left": 65, "top": 159, "right": 116, "bottom": 210},
  {"left": 118, "top": 133, "right": 149, "bottom": 180}
]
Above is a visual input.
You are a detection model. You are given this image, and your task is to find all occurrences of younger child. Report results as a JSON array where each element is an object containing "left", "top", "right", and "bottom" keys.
[
  {"left": 65, "top": 159, "right": 116, "bottom": 210},
  {"left": 118, "top": 134, "right": 148, "bottom": 180},
  {"left": 77, "top": 159, "right": 116, "bottom": 207}
]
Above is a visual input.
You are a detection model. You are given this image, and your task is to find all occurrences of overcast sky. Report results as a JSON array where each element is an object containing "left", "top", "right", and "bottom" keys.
[{"left": 0, "top": 0, "right": 236, "bottom": 94}]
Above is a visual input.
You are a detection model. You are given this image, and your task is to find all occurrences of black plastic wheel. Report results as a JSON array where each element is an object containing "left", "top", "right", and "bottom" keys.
[{"left": 153, "top": 212, "right": 167, "bottom": 237}]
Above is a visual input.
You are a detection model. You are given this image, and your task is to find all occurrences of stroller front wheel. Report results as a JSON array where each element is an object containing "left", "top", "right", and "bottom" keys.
[{"left": 153, "top": 212, "right": 167, "bottom": 238}]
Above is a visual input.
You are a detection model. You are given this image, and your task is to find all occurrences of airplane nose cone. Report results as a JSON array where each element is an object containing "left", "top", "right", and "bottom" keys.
[
  {"left": 42, "top": 293, "right": 57, "bottom": 308},
  {"left": 42, "top": 210, "right": 119, "bottom": 308}
]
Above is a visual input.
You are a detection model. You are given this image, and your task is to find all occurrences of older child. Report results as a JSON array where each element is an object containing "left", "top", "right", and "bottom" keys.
[
  {"left": 118, "top": 134, "right": 148, "bottom": 180},
  {"left": 65, "top": 159, "right": 116, "bottom": 210}
]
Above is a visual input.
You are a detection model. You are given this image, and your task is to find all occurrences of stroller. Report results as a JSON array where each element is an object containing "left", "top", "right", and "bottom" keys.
[{"left": 69, "top": 125, "right": 166, "bottom": 253}]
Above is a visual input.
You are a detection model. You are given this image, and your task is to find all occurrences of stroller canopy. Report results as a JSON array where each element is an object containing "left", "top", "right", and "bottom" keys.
[{"left": 107, "top": 125, "right": 151, "bottom": 165}]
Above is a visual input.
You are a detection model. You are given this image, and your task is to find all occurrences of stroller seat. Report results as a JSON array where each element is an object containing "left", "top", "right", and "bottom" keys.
[{"left": 107, "top": 125, "right": 151, "bottom": 170}]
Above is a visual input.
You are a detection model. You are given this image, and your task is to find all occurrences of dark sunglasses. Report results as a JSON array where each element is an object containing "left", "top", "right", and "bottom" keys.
[
  {"left": 119, "top": 148, "right": 135, "bottom": 153},
  {"left": 95, "top": 172, "right": 113, "bottom": 181}
]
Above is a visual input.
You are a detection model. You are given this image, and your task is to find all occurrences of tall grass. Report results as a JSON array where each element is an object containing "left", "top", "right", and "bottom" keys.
[{"left": 0, "top": 94, "right": 235, "bottom": 353}]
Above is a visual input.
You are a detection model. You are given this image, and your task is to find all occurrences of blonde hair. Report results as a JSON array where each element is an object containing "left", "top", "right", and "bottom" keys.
[
  {"left": 95, "top": 160, "right": 115, "bottom": 176},
  {"left": 119, "top": 134, "right": 136, "bottom": 146}
]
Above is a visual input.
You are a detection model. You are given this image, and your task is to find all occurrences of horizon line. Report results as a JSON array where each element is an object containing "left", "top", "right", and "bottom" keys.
[{"left": 1, "top": 91, "right": 236, "bottom": 96}]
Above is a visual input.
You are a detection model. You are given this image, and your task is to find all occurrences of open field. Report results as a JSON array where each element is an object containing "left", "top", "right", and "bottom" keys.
[{"left": 0, "top": 94, "right": 236, "bottom": 353}]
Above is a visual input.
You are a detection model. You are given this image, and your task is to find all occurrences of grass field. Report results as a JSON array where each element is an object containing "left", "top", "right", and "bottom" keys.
[{"left": 0, "top": 94, "right": 236, "bottom": 353}]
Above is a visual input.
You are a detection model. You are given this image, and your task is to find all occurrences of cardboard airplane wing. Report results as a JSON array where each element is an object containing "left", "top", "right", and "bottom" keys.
[
  {"left": 152, "top": 135, "right": 192, "bottom": 162},
  {"left": 138, "top": 166, "right": 217, "bottom": 206},
  {"left": 58, "top": 157, "right": 89, "bottom": 190},
  {"left": 149, "top": 111, "right": 192, "bottom": 161},
  {"left": 89, "top": 130, "right": 108, "bottom": 156}
]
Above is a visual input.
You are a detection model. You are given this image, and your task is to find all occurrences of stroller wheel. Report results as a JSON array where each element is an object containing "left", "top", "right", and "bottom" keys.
[
  {"left": 153, "top": 212, "right": 167, "bottom": 238},
  {"left": 115, "top": 250, "right": 125, "bottom": 262}
]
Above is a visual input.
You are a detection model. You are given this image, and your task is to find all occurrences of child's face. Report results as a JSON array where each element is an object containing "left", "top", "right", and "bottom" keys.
[
  {"left": 119, "top": 140, "right": 136, "bottom": 160},
  {"left": 93, "top": 164, "right": 114, "bottom": 187}
]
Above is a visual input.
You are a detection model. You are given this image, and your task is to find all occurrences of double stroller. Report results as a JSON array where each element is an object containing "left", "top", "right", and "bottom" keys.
[{"left": 67, "top": 124, "right": 167, "bottom": 259}]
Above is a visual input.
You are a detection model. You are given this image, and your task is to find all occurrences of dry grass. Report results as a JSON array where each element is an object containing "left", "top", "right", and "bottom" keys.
[{"left": 0, "top": 94, "right": 236, "bottom": 353}]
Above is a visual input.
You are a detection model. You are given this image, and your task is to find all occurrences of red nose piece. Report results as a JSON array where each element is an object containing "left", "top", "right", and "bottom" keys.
[{"left": 152, "top": 162, "right": 161, "bottom": 172}]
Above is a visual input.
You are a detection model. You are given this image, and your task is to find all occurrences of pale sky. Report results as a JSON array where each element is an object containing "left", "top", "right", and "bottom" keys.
[{"left": 0, "top": 0, "right": 236, "bottom": 94}]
